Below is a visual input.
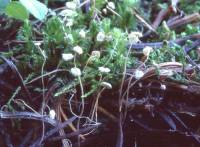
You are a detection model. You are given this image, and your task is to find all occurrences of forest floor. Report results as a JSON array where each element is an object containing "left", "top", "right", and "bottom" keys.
[{"left": 1, "top": 0, "right": 200, "bottom": 147}]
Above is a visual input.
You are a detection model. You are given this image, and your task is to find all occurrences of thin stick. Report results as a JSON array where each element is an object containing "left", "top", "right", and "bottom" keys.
[
  {"left": 30, "top": 116, "right": 77, "bottom": 146},
  {"left": 168, "top": 13, "right": 200, "bottom": 29},
  {"left": 97, "top": 106, "right": 117, "bottom": 122},
  {"left": 25, "top": 69, "right": 67, "bottom": 84},
  {"left": 132, "top": 9, "right": 157, "bottom": 34},
  {"left": 60, "top": 106, "right": 86, "bottom": 140},
  {"left": 129, "top": 33, "right": 200, "bottom": 50},
  {"left": 0, "top": 111, "right": 58, "bottom": 126}
]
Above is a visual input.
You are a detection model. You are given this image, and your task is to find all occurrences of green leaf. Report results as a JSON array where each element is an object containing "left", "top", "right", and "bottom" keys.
[
  {"left": 19, "top": 0, "right": 48, "bottom": 21},
  {"left": 0, "top": 0, "right": 10, "bottom": 14},
  {"left": 6, "top": 1, "right": 29, "bottom": 21}
]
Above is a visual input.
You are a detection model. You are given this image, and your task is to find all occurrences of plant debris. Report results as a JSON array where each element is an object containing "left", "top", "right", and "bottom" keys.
[{"left": 1, "top": 0, "right": 200, "bottom": 147}]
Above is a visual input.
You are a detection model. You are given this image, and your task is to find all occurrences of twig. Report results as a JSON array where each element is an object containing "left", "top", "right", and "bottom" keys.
[
  {"left": 152, "top": 9, "right": 169, "bottom": 29},
  {"left": 167, "top": 13, "right": 200, "bottom": 29},
  {"left": 0, "top": 56, "right": 32, "bottom": 101},
  {"left": 25, "top": 69, "right": 68, "bottom": 84},
  {"left": 3, "top": 40, "right": 43, "bottom": 46},
  {"left": 167, "top": 109, "right": 200, "bottom": 144},
  {"left": 0, "top": 111, "right": 58, "bottom": 126},
  {"left": 97, "top": 106, "right": 118, "bottom": 122},
  {"left": 132, "top": 9, "right": 157, "bottom": 34},
  {"left": 129, "top": 33, "right": 200, "bottom": 50},
  {"left": 129, "top": 113, "right": 200, "bottom": 142},
  {"left": 183, "top": 39, "right": 200, "bottom": 71},
  {"left": 30, "top": 116, "right": 77, "bottom": 146},
  {"left": 56, "top": 100, "right": 72, "bottom": 147},
  {"left": 143, "top": 7, "right": 172, "bottom": 37},
  {"left": 48, "top": 125, "right": 98, "bottom": 142},
  {"left": 60, "top": 106, "right": 86, "bottom": 140}
]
